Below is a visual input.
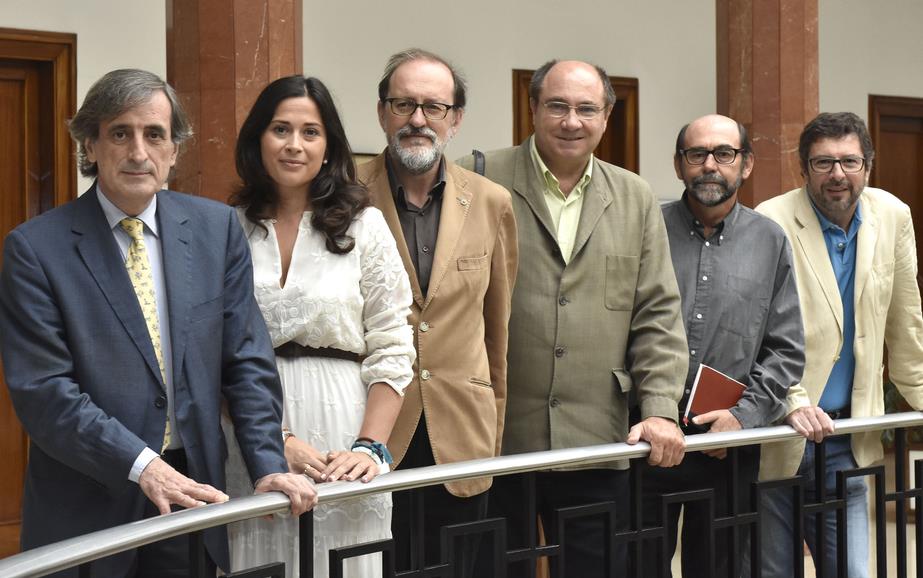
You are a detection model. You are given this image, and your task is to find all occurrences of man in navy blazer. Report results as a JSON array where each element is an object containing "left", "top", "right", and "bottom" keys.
[{"left": 0, "top": 69, "right": 316, "bottom": 577}]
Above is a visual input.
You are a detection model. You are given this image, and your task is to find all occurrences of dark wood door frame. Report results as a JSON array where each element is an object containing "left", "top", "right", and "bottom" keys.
[
  {"left": 512, "top": 69, "right": 640, "bottom": 174},
  {"left": 0, "top": 28, "right": 76, "bottom": 208},
  {"left": 869, "top": 94, "right": 923, "bottom": 177},
  {"left": 0, "top": 27, "right": 76, "bottom": 559}
]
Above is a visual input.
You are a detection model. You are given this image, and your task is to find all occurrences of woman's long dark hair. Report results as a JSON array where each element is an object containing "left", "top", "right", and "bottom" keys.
[{"left": 231, "top": 75, "right": 369, "bottom": 254}]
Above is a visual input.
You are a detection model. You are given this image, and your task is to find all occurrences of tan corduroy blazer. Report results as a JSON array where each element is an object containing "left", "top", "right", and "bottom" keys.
[
  {"left": 358, "top": 152, "right": 518, "bottom": 497},
  {"left": 757, "top": 186, "right": 923, "bottom": 480},
  {"left": 461, "top": 138, "right": 688, "bottom": 470}
]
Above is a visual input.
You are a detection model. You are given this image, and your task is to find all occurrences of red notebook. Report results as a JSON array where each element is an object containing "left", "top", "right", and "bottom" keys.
[{"left": 682, "top": 364, "right": 746, "bottom": 426}]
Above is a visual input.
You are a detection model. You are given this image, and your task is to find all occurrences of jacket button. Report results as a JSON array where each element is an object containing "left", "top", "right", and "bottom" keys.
[
  {"left": 554, "top": 346, "right": 566, "bottom": 358},
  {"left": 550, "top": 397, "right": 560, "bottom": 407},
  {"left": 420, "top": 321, "right": 430, "bottom": 332},
  {"left": 154, "top": 395, "right": 166, "bottom": 409},
  {"left": 421, "top": 369, "right": 431, "bottom": 380},
  {"left": 558, "top": 295, "right": 569, "bottom": 306}
]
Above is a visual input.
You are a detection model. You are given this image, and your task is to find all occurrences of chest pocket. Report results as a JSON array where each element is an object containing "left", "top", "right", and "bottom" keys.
[
  {"left": 718, "top": 274, "right": 769, "bottom": 338},
  {"left": 605, "top": 255, "right": 640, "bottom": 311}
]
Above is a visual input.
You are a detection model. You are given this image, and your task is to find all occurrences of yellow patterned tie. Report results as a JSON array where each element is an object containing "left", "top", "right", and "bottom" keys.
[{"left": 120, "top": 217, "right": 171, "bottom": 453}]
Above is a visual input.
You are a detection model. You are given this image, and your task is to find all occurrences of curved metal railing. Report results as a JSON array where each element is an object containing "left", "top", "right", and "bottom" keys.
[{"left": 1, "top": 412, "right": 921, "bottom": 577}]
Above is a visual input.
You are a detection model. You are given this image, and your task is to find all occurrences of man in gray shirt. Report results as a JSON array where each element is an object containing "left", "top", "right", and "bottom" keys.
[{"left": 639, "top": 114, "right": 805, "bottom": 577}]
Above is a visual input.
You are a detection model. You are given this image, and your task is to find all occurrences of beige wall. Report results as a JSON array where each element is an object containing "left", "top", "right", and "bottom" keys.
[
  {"left": 2, "top": 1, "right": 921, "bottom": 200},
  {"left": 2, "top": 0, "right": 166, "bottom": 194},
  {"left": 819, "top": 0, "right": 923, "bottom": 117},
  {"left": 303, "top": 0, "right": 717, "bottom": 200}
]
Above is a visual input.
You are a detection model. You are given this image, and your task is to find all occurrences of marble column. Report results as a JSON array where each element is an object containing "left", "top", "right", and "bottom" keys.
[
  {"left": 717, "top": 0, "right": 818, "bottom": 207},
  {"left": 166, "top": 0, "right": 302, "bottom": 201}
]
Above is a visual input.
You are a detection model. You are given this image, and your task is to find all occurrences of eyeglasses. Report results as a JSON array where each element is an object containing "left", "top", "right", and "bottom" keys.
[
  {"left": 679, "top": 147, "right": 746, "bottom": 165},
  {"left": 383, "top": 97, "right": 456, "bottom": 120},
  {"left": 808, "top": 156, "right": 866, "bottom": 174},
  {"left": 542, "top": 101, "right": 605, "bottom": 120}
]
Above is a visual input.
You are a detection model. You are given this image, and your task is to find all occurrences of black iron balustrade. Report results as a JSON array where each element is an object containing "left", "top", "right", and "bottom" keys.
[{"left": 1, "top": 413, "right": 922, "bottom": 578}]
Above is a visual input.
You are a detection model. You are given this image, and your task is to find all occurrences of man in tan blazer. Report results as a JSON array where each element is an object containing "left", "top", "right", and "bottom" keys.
[
  {"left": 460, "top": 59, "right": 688, "bottom": 578},
  {"left": 751, "top": 112, "right": 923, "bottom": 578},
  {"left": 357, "top": 48, "right": 518, "bottom": 575}
]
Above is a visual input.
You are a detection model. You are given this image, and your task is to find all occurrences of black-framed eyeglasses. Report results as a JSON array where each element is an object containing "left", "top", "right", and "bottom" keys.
[
  {"left": 383, "top": 97, "right": 456, "bottom": 120},
  {"left": 542, "top": 101, "right": 605, "bottom": 120},
  {"left": 679, "top": 147, "right": 746, "bottom": 165},
  {"left": 808, "top": 156, "right": 866, "bottom": 174}
]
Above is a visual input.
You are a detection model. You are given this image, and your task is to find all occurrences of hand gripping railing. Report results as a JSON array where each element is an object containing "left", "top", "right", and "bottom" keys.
[{"left": 1, "top": 412, "right": 922, "bottom": 577}]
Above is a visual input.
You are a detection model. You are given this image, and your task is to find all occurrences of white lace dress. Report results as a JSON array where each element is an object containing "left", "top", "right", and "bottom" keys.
[{"left": 224, "top": 207, "right": 414, "bottom": 578}]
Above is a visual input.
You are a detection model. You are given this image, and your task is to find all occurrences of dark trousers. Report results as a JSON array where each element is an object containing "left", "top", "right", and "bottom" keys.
[
  {"left": 639, "top": 445, "right": 760, "bottom": 578},
  {"left": 133, "top": 450, "right": 217, "bottom": 578},
  {"left": 477, "top": 468, "right": 630, "bottom": 578},
  {"left": 392, "top": 417, "right": 489, "bottom": 576}
]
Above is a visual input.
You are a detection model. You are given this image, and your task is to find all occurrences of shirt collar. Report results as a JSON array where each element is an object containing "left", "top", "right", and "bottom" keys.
[
  {"left": 810, "top": 195, "right": 863, "bottom": 237},
  {"left": 385, "top": 153, "right": 447, "bottom": 206},
  {"left": 529, "top": 136, "right": 593, "bottom": 198},
  {"left": 96, "top": 184, "right": 159, "bottom": 237},
  {"left": 678, "top": 192, "right": 739, "bottom": 243}
]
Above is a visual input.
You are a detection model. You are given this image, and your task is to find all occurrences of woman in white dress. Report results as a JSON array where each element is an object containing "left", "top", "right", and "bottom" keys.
[{"left": 223, "top": 75, "right": 415, "bottom": 578}]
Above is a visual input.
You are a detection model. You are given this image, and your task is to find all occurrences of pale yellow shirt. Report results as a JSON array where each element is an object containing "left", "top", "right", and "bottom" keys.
[{"left": 530, "top": 138, "right": 593, "bottom": 263}]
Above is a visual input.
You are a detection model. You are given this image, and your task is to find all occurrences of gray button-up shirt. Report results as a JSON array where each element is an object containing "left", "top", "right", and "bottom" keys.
[{"left": 662, "top": 196, "right": 805, "bottom": 428}]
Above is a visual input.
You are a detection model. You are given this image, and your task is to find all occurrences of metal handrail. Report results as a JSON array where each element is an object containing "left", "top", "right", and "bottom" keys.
[{"left": 2, "top": 412, "right": 921, "bottom": 577}]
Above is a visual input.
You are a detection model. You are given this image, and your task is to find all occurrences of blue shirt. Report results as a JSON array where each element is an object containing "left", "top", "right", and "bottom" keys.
[{"left": 812, "top": 201, "right": 862, "bottom": 411}]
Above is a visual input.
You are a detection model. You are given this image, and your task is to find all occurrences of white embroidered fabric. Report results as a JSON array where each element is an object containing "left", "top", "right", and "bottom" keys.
[{"left": 224, "top": 207, "right": 414, "bottom": 578}]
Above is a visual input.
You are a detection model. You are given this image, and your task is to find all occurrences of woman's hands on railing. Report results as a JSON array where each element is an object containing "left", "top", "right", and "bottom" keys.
[
  {"left": 284, "top": 436, "right": 330, "bottom": 482},
  {"left": 322, "top": 450, "right": 381, "bottom": 483}
]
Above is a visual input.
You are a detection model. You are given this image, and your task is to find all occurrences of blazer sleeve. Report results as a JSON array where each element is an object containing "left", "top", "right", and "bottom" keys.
[
  {"left": 627, "top": 195, "right": 688, "bottom": 422},
  {"left": 484, "top": 193, "right": 519, "bottom": 455},
  {"left": 218, "top": 210, "right": 289, "bottom": 482},
  {"left": 885, "top": 207, "right": 923, "bottom": 408},
  {"left": 0, "top": 229, "right": 146, "bottom": 490}
]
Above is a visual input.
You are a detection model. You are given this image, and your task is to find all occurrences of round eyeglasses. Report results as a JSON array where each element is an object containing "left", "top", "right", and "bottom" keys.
[
  {"left": 383, "top": 97, "right": 456, "bottom": 120},
  {"left": 679, "top": 147, "right": 746, "bottom": 165},
  {"left": 808, "top": 156, "right": 866, "bottom": 174}
]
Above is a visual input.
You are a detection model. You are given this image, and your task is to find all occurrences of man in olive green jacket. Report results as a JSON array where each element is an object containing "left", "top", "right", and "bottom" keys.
[{"left": 462, "top": 59, "right": 687, "bottom": 577}]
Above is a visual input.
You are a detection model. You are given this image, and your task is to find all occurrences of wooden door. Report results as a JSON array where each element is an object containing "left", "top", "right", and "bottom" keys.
[
  {"left": 869, "top": 95, "right": 923, "bottom": 285},
  {"left": 512, "top": 69, "right": 640, "bottom": 174},
  {"left": 0, "top": 28, "right": 76, "bottom": 558}
]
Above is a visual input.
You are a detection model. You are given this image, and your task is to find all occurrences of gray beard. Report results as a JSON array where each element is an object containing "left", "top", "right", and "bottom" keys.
[
  {"left": 687, "top": 172, "right": 741, "bottom": 207},
  {"left": 389, "top": 125, "right": 447, "bottom": 175}
]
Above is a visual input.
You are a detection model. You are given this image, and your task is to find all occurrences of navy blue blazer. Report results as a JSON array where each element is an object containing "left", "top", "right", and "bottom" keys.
[{"left": 0, "top": 186, "right": 288, "bottom": 575}]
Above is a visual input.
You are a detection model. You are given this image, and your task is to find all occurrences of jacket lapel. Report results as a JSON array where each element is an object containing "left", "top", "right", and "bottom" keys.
[
  {"left": 793, "top": 188, "right": 844, "bottom": 333},
  {"left": 157, "top": 192, "right": 192, "bottom": 382},
  {"left": 364, "top": 154, "right": 426, "bottom": 307},
  {"left": 73, "top": 187, "right": 165, "bottom": 389},
  {"left": 425, "top": 163, "right": 471, "bottom": 309},
  {"left": 570, "top": 159, "right": 612, "bottom": 260},
  {"left": 853, "top": 192, "right": 877, "bottom": 304},
  {"left": 510, "top": 137, "right": 559, "bottom": 245}
]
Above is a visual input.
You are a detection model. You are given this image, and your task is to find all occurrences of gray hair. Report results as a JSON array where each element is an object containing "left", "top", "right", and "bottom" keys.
[
  {"left": 68, "top": 69, "right": 192, "bottom": 177},
  {"left": 377, "top": 48, "right": 467, "bottom": 109},
  {"left": 528, "top": 59, "right": 617, "bottom": 109}
]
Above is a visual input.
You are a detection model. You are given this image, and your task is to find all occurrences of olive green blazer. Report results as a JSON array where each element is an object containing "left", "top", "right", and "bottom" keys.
[{"left": 461, "top": 138, "right": 687, "bottom": 469}]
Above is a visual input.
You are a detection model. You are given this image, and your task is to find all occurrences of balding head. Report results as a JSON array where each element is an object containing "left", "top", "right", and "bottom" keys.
[{"left": 674, "top": 114, "right": 754, "bottom": 208}]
